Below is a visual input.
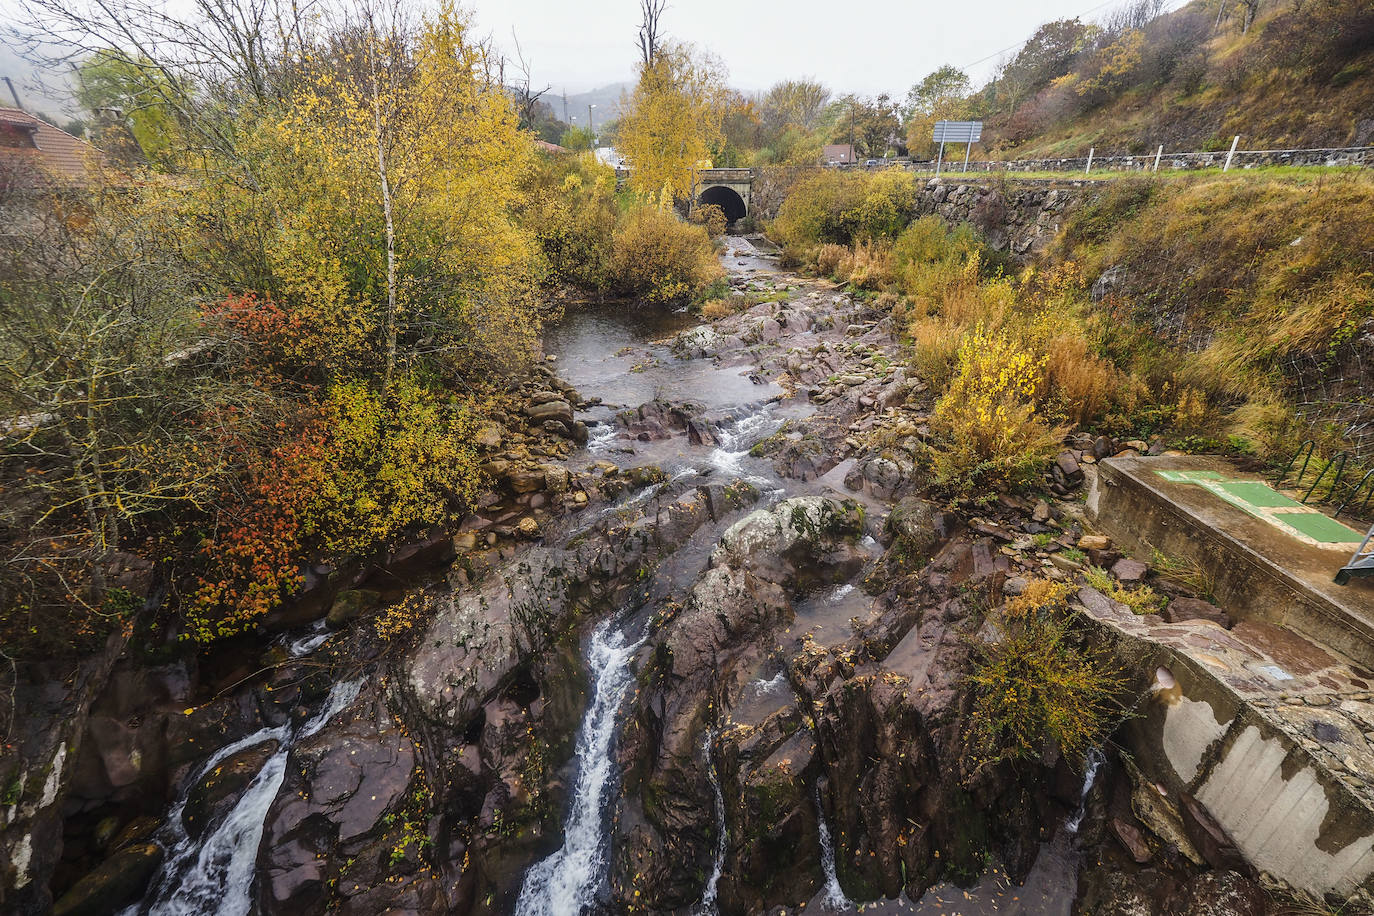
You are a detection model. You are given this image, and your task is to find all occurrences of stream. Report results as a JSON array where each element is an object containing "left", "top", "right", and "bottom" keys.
[{"left": 115, "top": 237, "right": 1085, "bottom": 915}]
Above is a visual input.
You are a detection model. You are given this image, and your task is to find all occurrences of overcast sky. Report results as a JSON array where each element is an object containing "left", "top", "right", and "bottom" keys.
[{"left": 471, "top": 0, "right": 1190, "bottom": 97}]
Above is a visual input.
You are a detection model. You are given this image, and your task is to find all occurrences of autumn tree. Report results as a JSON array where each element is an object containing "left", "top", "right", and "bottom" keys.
[
  {"left": 826, "top": 93, "right": 901, "bottom": 158},
  {"left": 261, "top": 3, "right": 541, "bottom": 379},
  {"left": 617, "top": 41, "right": 730, "bottom": 199},
  {"left": 904, "top": 66, "right": 971, "bottom": 156},
  {"left": 759, "top": 79, "right": 831, "bottom": 135}
]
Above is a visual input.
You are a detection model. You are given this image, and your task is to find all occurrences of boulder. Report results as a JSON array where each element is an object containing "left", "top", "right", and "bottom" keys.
[
  {"left": 1180, "top": 792, "right": 1251, "bottom": 876},
  {"left": 183, "top": 739, "right": 280, "bottom": 839},
  {"left": 52, "top": 843, "right": 164, "bottom": 916},
  {"left": 1163, "top": 597, "right": 1231, "bottom": 629},
  {"left": 327, "top": 589, "right": 382, "bottom": 628},
  {"left": 1110, "top": 816, "right": 1152, "bottom": 863},
  {"left": 1111, "top": 557, "right": 1149, "bottom": 583},
  {"left": 524, "top": 400, "right": 573, "bottom": 426},
  {"left": 886, "top": 497, "right": 942, "bottom": 566}
]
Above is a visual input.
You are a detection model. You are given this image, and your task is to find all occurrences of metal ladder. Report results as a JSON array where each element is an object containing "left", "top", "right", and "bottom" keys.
[{"left": 1337, "top": 523, "right": 1374, "bottom": 585}]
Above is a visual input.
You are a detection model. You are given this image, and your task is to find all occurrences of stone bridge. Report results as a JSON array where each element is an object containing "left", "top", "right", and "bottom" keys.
[{"left": 695, "top": 168, "right": 753, "bottom": 222}]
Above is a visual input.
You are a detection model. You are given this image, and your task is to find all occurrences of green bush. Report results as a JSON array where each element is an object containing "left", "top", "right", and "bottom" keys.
[
  {"left": 967, "top": 580, "right": 1124, "bottom": 765},
  {"left": 770, "top": 169, "right": 919, "bottom": 256},
  {"left": 609, "top": 206, "right": 723, "bottom": 304}
]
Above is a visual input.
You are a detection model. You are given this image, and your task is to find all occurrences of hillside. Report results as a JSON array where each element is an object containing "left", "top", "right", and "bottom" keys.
[{"left": 977, "top": 0, "right": 1374, "bottom": 157}]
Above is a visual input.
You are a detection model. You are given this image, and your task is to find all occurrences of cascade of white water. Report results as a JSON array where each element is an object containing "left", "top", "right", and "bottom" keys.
[
  {"left": 128, "top": 680, "right": 361, "bottom": 916},
  {"left": 514, "top": 618, "right": 646, "bottom": 916},
  {"left": 814, "top": 787, "right": 852, "bottom": 912},
  {"left": 707, "top": 404, "right": 778, "bottom": 477},
  {"left": 1065, "top": 747, "right": 1106, "bottom": 835},
  {"left": 697, "top": 729, "right": 727, "bottom": 915}
]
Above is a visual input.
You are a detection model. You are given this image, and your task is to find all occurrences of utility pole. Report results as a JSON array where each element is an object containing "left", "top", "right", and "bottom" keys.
[
  {"left": 3, "top": 77, "right": 22, "bottom": 110},
  {"left": 562, "top": 91, "right": 568, "bottom": 123}
]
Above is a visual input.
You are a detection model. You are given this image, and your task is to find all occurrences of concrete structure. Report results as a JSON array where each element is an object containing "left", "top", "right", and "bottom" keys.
[
  {"left": 1083, "top": 454, "right": 1374, "bottom": 905},
  {"left": 1088, "top": 454, "right": 1374, "bottom": 668},
  {"left": 695, "top": 168, "right": 753, "bottom": 224}
]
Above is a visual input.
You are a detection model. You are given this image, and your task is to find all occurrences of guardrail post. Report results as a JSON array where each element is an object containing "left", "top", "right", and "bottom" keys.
[
  {"left": 1224, "top": 135, "right": 1240, "bottom": 172},
  {"left": 1086, "top": 147, "right": 1094, "bottom": 174},
  {"left": 1153, "top": 145, "right": 1163, "bottom": 172}
]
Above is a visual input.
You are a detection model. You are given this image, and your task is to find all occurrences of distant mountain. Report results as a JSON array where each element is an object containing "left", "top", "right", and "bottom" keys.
[{"left": 547, "top": 82, "right": 633, "bottom": 128}]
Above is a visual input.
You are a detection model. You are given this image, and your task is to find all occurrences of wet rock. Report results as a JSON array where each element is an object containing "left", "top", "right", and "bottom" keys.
[
  {"left": 1163, "top": 597, "right": 1231, "bottom": 629},
  {"left": 259, "top": 694, "right": 416, "bottom": 913},
  {"left": 327, "top": 589, "right": 382, "bottom": 628},
  {"left": 52, "top": 842, "right": 164, "bottom": 916},
  {"left": 1111, "top": 816, "right": 1153, "bottom": 863},
  {"left": 1164, "top": 870, "right": 1269, "bottom": 916},
  {"left": 1111, "top": 557, "right": 1149, "bottom": 583},
  {"left": 183, "top": 739, "right": 280, "bottom": 839},
  {"left": 1179, "top": 792, "right": 1252, "bottom": 876}
]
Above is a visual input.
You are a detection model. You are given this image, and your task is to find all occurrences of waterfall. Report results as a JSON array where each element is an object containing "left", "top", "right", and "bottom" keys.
[
  {"left": 697, "top": 729, "right": 727, "bottom": 915},
  {"left": 128, "top": 680, "right": 361, "bottom": 916},
  {"left": 814, "top": 787, "right": 852, "bottom": 912},
  {"left": 707, "top": 404, "right": 777, "bottom": 476},
  {"left": 514, "top": 618, "right": 646, "bottom": 916},
  {"left": 1065, "top": 747, "right": 1106, "bottom": 835}
]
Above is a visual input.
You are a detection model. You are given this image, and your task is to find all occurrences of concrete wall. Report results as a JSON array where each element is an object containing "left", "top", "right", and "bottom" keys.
[{"left": 1114, "top": 640, "right": 1374, "bottom": 904}]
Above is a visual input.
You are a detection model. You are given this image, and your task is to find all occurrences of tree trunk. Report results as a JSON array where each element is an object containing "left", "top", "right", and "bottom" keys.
[{"left": 370, "top": 64, "right": 398, "bottom": 382}]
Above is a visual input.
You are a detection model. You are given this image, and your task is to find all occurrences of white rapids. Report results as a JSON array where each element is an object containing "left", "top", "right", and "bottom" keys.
[
  {"left": 697, "top": 729, "right": 727, "bottom": 914},
  {"left": 1065, "top": 747, "right": 1106, "bottom": 835},
  {"left": 126, "top": 680, "right": 361, "bottom": 916},
  {"left": 815, "top": 787, "right": 853, "bottom": 912},
  {"left": 514, "top": 618, "right": 647, "bottom": 916}
]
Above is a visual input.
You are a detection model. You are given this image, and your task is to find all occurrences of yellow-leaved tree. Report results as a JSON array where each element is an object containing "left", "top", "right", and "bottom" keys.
[
  {"left": 260, "top": 2, "right": 541, "bottom": 380},
  {"left": 618, "top": 41, "right": 730, "bottom": 201}
]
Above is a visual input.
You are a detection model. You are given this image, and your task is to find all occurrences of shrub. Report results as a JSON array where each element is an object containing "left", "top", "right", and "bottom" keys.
[
  {"left": 967, "top": 578, "right": 1124, "bottom": 765},
  {"left": 836, "top": 240, "right": 895, "bottom": 289},
  {"left": 769, "top": 168, "right": 919, "bottom": 257},
  {"left": 188, "top": 376, "right": 481, "bottom": 640},
  {"left": 932, "top": 325, "right": 1062, "bottom": 491},
  {"left": 609, "top": 205, "right": 723, "bottom": 304},
  {"left": 814, "top": 243, "right": 847, "bottom": 277},
  {"left": 1082, "top": 565, "right": 1165, "bottom": 615},
  {"left": 689, "top": 202, "right": 728, "bottom": 238}
]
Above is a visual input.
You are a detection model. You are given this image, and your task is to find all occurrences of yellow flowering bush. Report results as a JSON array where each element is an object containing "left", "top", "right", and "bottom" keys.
[
  {"left": 932, "top": 324, "right": 1062, "bottom": 491},
  {"left": 967, "top": 578, "right": 1125, "bottom": 766}
]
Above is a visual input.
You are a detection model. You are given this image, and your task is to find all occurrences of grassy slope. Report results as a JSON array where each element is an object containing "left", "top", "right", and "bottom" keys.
[{"left": 988, "top": 1, "right": 1374, "bottom": 158}]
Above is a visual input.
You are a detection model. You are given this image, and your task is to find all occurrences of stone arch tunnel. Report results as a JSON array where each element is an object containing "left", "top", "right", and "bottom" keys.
[
  {"left": 695, "top": 168, "right": 753, "bottom": 224},
  {"left": 698, "top": 184, "right": 747, "bottom": 223}
]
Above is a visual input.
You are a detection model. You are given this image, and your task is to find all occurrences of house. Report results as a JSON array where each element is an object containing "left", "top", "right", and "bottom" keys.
[
  {"left": 0, "top": 106, "right": 103, "bottom": 189},
  {"left": 823, "top": 143, "right": 855, "bottom": 165},
  {"left": 534, "top": 139, "right": 568, "bottom": 154}
]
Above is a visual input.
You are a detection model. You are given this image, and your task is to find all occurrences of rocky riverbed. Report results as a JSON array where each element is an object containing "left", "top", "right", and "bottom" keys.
[{"left": 24, "top": 236, "right": 1284, "bottom": 916}]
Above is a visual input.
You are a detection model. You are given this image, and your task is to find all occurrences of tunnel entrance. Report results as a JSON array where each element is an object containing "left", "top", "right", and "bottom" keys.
[{"left": 697, "top": 184, "right": 747, "bottom": 224}]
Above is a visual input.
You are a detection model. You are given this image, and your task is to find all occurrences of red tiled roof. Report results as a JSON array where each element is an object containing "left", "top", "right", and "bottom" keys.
[
  {"left": 0, "top": 107, "right": 102, "bottom": 186},
  {"left": 534, "top": 139, "right": 568, "bottom": 154}
]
